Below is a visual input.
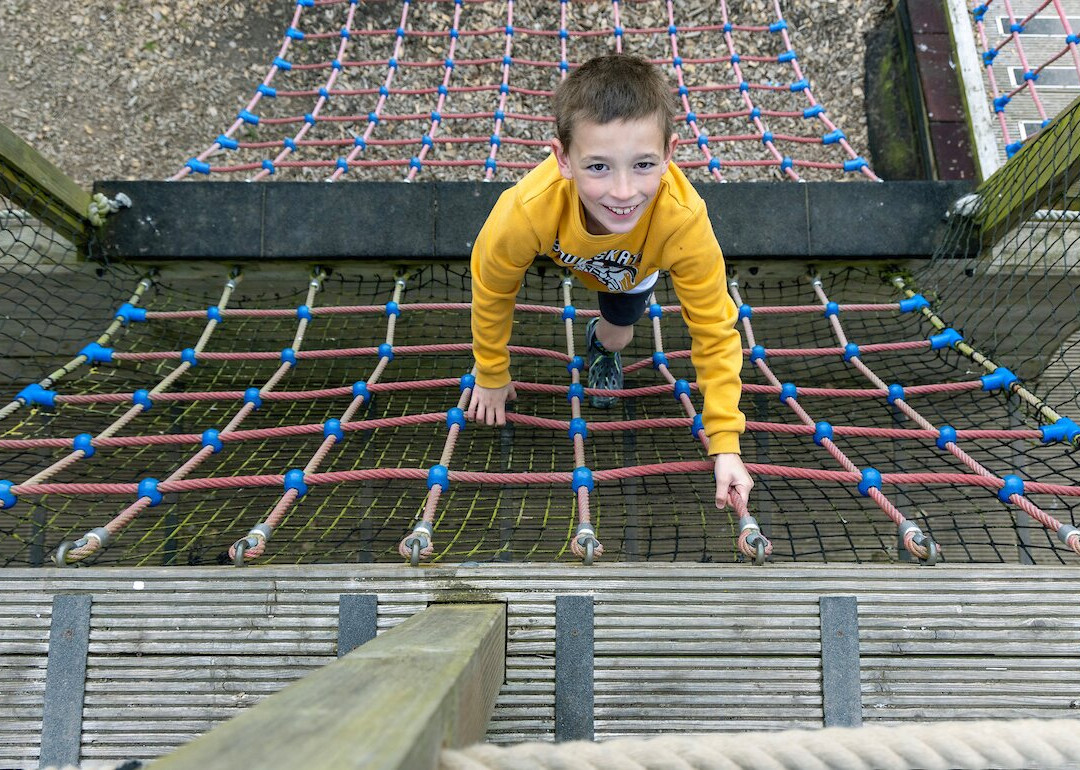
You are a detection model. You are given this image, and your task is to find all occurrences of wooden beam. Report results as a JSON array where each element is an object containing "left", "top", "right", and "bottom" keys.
[
  {"left": 943, "top": 0, "right": 1000, "bottom": 181},
  {"left": 974, "top": 94, "right": 1080, "bottom": 242},
  {"left": 153, "top": 603, "right": 506, "bottom": 770},
  {"left": 0, "top": 123, "right": 90, "bottom": 246}
]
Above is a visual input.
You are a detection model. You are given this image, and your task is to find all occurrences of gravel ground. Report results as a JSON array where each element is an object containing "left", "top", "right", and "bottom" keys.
[{"left": 1, "top": 0, "right": 889, "bottom": 186}]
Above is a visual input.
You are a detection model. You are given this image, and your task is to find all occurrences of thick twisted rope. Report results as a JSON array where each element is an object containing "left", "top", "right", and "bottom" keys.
[{"left": 440, "top": 719, "right": 1080, "bottom": 770}]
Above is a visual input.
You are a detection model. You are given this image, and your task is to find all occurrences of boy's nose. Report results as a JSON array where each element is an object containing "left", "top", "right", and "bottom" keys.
[{"left": 611, "top": 172, "right": 634, "bottom": 201}]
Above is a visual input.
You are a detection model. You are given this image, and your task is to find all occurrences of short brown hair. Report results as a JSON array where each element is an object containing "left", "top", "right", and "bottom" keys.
[{"left": 553, "top": 54, "right": 676, "bottom": 152}]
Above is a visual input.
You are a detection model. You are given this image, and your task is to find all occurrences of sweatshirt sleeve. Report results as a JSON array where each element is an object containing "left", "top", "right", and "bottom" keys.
[
  {"left": 470, "top": 188, "right": 542, "bottom": 389},
  {"left": 666, "top": 204, "right": 745, "bottom": 455}
]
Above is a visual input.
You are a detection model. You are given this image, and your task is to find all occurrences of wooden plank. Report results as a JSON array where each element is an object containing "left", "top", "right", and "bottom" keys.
[
  {"left": 152, "top": 603, "right": 505, "bottom": 770},
  {"left": 0, "top": 123, "right": 90, "bottom": 246},
  {"left": 975, "top": 94, "right": 1080, "bottom": 240},
  {"left": 943, "top": 0, "right": 1000, "bottom": 180},
  {"left": 39, "top": 594, "right": 91, "bottom": 770}
]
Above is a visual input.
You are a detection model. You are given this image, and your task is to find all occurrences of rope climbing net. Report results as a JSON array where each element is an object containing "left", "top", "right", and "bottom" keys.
[
  {"left": 172, "top": 0, "right": 878, "bottom": 182},
  {"left": 0, "top": 252, "right": 1078, "bottom": 568},
  {"left": 971, "top": 0, "right": 1080, "bottom": 158}
]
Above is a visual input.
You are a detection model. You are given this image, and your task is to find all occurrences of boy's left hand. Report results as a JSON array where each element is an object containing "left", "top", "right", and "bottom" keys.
[{"left": 713, "top": 453, "right": 753, "bottom": 510}]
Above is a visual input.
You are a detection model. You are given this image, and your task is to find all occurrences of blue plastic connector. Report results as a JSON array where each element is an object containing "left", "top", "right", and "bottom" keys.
[
  {"left": 420, "top": 134, "right": 433, "bottom": 148},
  {"left": 761, "top": 131, "right": 774, "bottom": 144},
  {"left": 280, "top": 348, "right": 297, "bottom": 366},
  {"left": 272, "top": 56, "right": 292, "bottom": 71},
  {"left": 567, "top": 383, "right": 584, "bottom": 403},
  {"left": 887, "top": 383, "right": 905, "bottom": 405},
  {"left": 79, "top": 342, "right": 113, "bottom": 364},
  {"left": 18, "top": 383, "right": 56, "bottom": 408},
  {"left": 723, "top": 22, "right": 732, "bottom": 32},
  {"left": 769, "top": 19, "right": 788, "bottom": 32},
  {"left": 339, "top": 27, "right": 350, "bottom": 39},
  {"left": 1068, "top": 33, "right": 1080, "bottom": 45},
  {"left": 803, "top": 105, "right": 825, "bottom": 118},
  {"left": 457, "top": 375, "right": 475, "bottom": 393},
  {"left": 936, "top": 424, "right": 957, "bottom": 449},
  {"left": 778, "top": 50, "right": 797, "bottom": 62},
  {"left": 185, "top": 158, "right": 211, "bottom": 174},
  {"left": 858, "top": 468, "right": 882, "bottom": 497},
  {"left": 409, "top": 157, "right": 422, "bottom": 171},
  {"left": 822, "top": 129, "right": 845, "bottom": 145},
  {"left": 652, "top": 352, "right": 669, "bottom": 369},
  {"left": 303, "top": 113, "right": 316, "bottom": 125},
  {"left": 982, "top": 49, "right": 997, "bottom": 65},
  {"left": 505, "top": 24, "right": 514, "bottom": 35},
  {"left": 739, "top": 81, "right": 750, "bottom": 92},
  {"left": 813, "top": 421, "right": 833, "bottom": 446},
  {"left": 368, "top": 111, "right": 380, "bottom": 125},
  {"left": 216, "top": 134, "right": 239, "bottom": 150},
  {"left": 899, "top": 294, "right": 929, "bottom": 313},
  {"left": 244, "top": 387, "right": 262, "bottom": 409},
  {"left": 843, "top": 342, "right": 860, "bottom": 361},
  {"left": 1010, "top": 22, "right": 1025, "bottom": 33},
  {"left": 284, "top": 468, "right": 309, "bottom": 498},
  {"left": 780, "top": 383, "right": 797, "bottom": 403},
  {"left": 137, "top": 477, "right": 163, "bottom": 506},
  {"left": 789, "top": 78, "right": 809, "bottom": 92},
  {"left": 377, "top": 343, "right": 394, "bottom": 361},
  {"left": 257, "top": 84, "right": 277, "bottom": 98},
  {"left": 929, "top": 328, "right": 962, "bottom": 349},
  {"left": 323, "top": 419, "right": 344, "bottom": 442},
  {"left": 668, "top": 24, "right": 677, "bottom": 34},
  {"left": 567, "top": 356, "right": 584, "bottom": 373},
  {"left": 674, "top": 379, "right": 692, "bottom": 401},
  {"left": 446, "top": 408, "right": 466, "bottom": 431},
  {"left": 488, "top": 134, "right": 501, "bottom": 147},
  {"left": 385, "top": 301, "right": 401, "bottom": 317},
  {"left": 261, "top": 159, "right": 276, "bottom": 175},
  {"left": 571, "top": 466, "right": 594, "bottom": 492},
  {"left": 1023, "top": 69, "right": 1038, "bottom": 82},
  {"left": 73, "top": 433, "right": 96, "bottom": 458},
  {"left": 824, "top": 301, "right": 840, "bottom": 318},
  {"left": 708, "top": 158, "right": 721, "bottom": 171},
  {"left": 1041, "top": 416, "right": 1080, "bottom": 445},
  {"left": 202, "top": 429, "right": 223, "bottom": 454},
  {"left": 780, "top": 156, "right": 793, "bottom": 171},
  {"left": 649, "top": 303, "right": 663, "bottom": 319},
  {"left": 284, "top": 138, "right": 298, "bottom": 151},
  {"left": 749, "top": 345, "right": 767, "bottom": 363},
  {"left": 994, "top": 95, "right": 1010, "bottom": 113},
  {"left": 738, "top": 303, "right": 752, "bottom": 320},
  {"left": 354, "top": 136, "right": 367, "bottom": 150},
  {"left": 998, "top": 474, "right": 1024, "bottom": 503},
  {"left": 562, "top": 305, "right": 576, "bottom": 321},
  {"left": 0, "top": 480, "right": 15, "bottom": 509},
  {"left": 207, "top": 305, "right": 223, "bottom": 322},
  {"left": 485, "top": 158, "right": 497, "bottom": 171},
  {"left": 296, "top": 305, "right": 313, "bottom": 320},
  {"left": 697, "top": 133, "right": 709, "bottom": 147},
  {"left": 427, "top": 464, "right": 449, "bottom": 491},
  {"left": 685, "top": 111, "right": 697, "bottom": 125},
  {"left": 673, "top": 56, "right": 683, "bottom": 67},
  {"left": 559, "top": 27, "right": 569, "bottom": 39},
  {"left": 238, "top": 109, "right": 260, "bottom": 125},
  {"left": 132, "top": 389, "right": 153, "bottom": 410},
  {"left": 286, "top": 27, "right": 304, "bottom": 40},
  {"left": 115, "top": 302, "right": 147, "bottom": 324},
  {"left": 559, "top": 59, "right": 569, "bottom": 72},
  {"left": 434, "top": 110, "right": 446, "bottom": 122},
  {"left": 569, "top": 417, "right": 588, "bottom": 440},
  {"left": 972, "top": 4, "right": 987, "bottom": 21},
  {"left": 179, "top": 348, "right": 197, "bottom": 367},
  {"left": 613, "top": 26, "right": 623, "bottom": 37},
  {"left": 981, "top": 367, "right": 1018, "bottom": 392},
  {"left": 844, "top": 158, "right": 868, "bottom": 173}
]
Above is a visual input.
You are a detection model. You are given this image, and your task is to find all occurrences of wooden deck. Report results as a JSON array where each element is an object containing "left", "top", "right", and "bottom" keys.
[{"left": 2, "top": 562, "right": 1079, "bottom": 768}]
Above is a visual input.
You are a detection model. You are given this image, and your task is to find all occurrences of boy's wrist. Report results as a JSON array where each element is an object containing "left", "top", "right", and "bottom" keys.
[{"left": 707, "top": 431, "right": 741, "bottom": 456}]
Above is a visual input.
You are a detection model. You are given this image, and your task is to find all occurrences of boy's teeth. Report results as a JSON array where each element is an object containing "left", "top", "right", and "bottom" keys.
[{"left": 608, "top": 205, "right": 635, "bottom": 215}]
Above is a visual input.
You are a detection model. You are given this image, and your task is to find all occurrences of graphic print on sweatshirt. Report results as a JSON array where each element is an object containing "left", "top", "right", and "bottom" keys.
[{"left": 550, "top": 238, "right": 642, "bottom": 292}]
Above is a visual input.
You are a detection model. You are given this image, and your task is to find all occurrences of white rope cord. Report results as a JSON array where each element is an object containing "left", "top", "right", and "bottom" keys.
[{"left": 441, "top": 719, "right": 1080, "bottom": 770}]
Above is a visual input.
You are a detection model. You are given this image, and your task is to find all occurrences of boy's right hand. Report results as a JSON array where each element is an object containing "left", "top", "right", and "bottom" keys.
[{"left": 467, "top": 382, "right": 518, "bottom": 426}]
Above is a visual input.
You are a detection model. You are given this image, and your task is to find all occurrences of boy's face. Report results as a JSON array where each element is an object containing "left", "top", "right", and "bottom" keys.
[{"left": 552, "top": 117, "right": 677, "bottom": 236}]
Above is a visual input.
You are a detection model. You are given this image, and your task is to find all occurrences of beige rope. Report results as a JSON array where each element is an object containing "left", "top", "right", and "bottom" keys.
[{"left": 441, "top": 719, "right": 1080, "bottom": 770}]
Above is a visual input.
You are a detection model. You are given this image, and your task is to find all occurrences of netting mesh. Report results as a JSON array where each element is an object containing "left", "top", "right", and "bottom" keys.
[{"left": 172, "top": 0, "right": 877, "bottom": 182}]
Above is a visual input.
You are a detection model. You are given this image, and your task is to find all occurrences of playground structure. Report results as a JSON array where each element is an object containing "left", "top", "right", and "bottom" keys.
[{"left": 1, "top": 0, "right": 1080, "bottom": 768}]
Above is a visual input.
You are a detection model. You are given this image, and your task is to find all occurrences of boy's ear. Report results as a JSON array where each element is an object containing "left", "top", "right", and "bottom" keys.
[
  {"left": 551, "top": 139, "right": 574, "bottom": 181},
  {"left": 664, "top": 132, "right": 678, "bottom": 163}
]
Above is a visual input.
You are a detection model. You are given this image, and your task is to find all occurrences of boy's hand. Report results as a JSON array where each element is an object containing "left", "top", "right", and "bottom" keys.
[
  {"left": 713, "top": 453, "right": 753, "bottom": 510},
  {"left": 467, "top": 382, "right": 518, "bottom": 426}
]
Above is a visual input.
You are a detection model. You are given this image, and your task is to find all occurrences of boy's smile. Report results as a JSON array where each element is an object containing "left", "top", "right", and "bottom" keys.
[{"left": 553, "top": 118, "right": 678, "bottom": 236}]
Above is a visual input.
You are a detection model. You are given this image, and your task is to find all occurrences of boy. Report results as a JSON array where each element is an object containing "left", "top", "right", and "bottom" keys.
[{"left": 466, "top": 54, "right": 753, "bottom": 513}]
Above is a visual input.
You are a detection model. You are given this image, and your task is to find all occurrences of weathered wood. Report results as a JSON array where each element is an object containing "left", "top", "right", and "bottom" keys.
[
  {"left": 975, "top": 94, "right": 1080, "bottom": 241},
  {"left": 151, "top": 603, "right": 505, "bottom": 770},
  {"left": 0, "top": 123, "right": 90, "bottom": 246}
]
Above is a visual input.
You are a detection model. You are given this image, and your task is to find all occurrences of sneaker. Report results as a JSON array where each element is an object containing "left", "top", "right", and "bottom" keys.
[{"left": 585, "top": 317, "right": 623, "bottom": 408}]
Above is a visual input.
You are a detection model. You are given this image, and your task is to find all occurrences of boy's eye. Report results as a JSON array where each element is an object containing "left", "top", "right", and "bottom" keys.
[
  {"left": 635, "top": 161, "right": 656, "bottom": 170},
  {"left": 587, "top": 163, "right": 607, "bottom": 173}
]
